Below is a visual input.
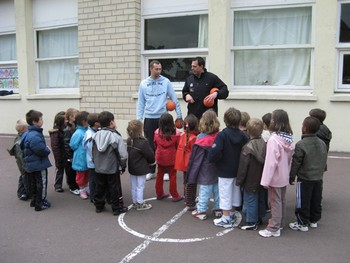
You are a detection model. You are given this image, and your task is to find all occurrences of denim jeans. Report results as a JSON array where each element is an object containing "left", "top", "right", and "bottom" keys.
[
  {"left": 196, "top": 183, "right": 219, "bottom": 213},
  {"left": 243, "top": 191, "right": 259, "bottom": 223}
]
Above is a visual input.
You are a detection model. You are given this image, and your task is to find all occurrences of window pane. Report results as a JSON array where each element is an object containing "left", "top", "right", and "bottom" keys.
[
  {"left": 37, "top": 27, "right": 78, "bottom": 58},
  {"left": 145, "top": 15, "right": 208, "bottom": 50},
  {"left": 39, "top": 59, "right": 79, "bottom": 89},
  {"left": 0, "top": 34, "right": 16, "bottom": 61},
  {"left": 342, "top": 54, "right": 350, "bottom": 84},
  {"left": 340, "top": 3, "right": 350, "bottom": 43},
  {"left": 234, "top": 49, "right": 310, "bottom": 86},
  {"left": 148, "top": 58, "right": 192, "bottom": 82},
  {"left": 234, "top": 7, "right": 311, "bottom": 46}
]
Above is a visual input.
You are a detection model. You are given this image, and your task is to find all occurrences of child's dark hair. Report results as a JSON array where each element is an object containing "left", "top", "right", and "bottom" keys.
[
  {"left": 87, "top": 113, "right": 99, "bottom": 127},
  {"left": 184, "top": 114, "right": 198, "bottom": 144},
  {"left": 303, "top": 116, "right": 320, "bottom": 134},
  {"left": 75, "top": 111, "right": 89, "bottom": 126},
  {"left": 53, "top": 111, "right": 66, "bottom": 131},
  {"left": 199, "top": 110, "right": 220, "bottom": 134},
  {"left": 98, "top": 111, "right": 114, "bottom": 128},
  {"left": 26, "top": 109, "right": 43, "bottom": 125},
  {"left": 127, "top": 120, "right": 144, "bottom": 139},
  {"left": 270, "top": 109, "right": 293, "bottom": 134},
  {"left": 262, "top": 113, "right": 272, "bottom": 128},
  {"left": 309, "top": 108, "right": 326, "bottom": 123},
  {"left": 247, "top": 118, "right": 263, "bottom": 138},
  {"left": 224, "top": 107, "right": 241, "bottom": 128},
  {"left": 159, "top": 113, "right": 176, "bottom": 141}
]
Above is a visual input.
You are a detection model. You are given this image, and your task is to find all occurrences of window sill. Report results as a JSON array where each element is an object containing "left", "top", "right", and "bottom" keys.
[
  {"left": 26, "top": 93, "right": 81, "bottom": 100},
  {"left": 0, "top": 94, "right": 21, "bottom": 100},
  {"left": 329, "top": 94, "right": 350, "bottom": 102},
  {"left": 227, "top": 92, "right": 317, "bottom": 101}
]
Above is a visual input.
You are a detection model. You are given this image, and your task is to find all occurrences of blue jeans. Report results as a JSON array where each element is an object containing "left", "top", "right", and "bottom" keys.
[
  {"left": 243, "top": 191, "right": 259, "bottom": 223},
  {"left": 197, "top": 183, "right": 220, "bottom": 213}
]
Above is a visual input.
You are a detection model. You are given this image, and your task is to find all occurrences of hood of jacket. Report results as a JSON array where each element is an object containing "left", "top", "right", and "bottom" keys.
[
  {"left": 246, "top": 137, "right": 266, "bottom": 164},
  {"left": 195, "top": 132, "right": 218, "bottom": 147},
  {"left": 93, "top": 128, "right": 119, "bottom": 152},
  {"left": 273, "top": 132, "right": 294, "bottom": 153}
]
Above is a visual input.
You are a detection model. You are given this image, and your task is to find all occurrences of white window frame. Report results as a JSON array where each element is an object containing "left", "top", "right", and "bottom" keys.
[
  {"left": 0, "top": 32, "right": 18, "bottom": 92},
  {"left": 231, "top": 4, "right": 315, "bottom": 93},
  {"left": 34, "top": 25, "right": 79, "bottom": 94},
  {"left": 141, "top": 12, "right": 208, "bottom": 91},
  {"left": 336, "top": 1, "right": 350, "bottom": 92}
]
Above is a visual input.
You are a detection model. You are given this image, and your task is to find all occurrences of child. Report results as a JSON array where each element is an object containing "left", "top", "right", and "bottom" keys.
[
  {"left": 209, "top": 108, "right": 248, "bottom": 228},
  {"left": 92, "top": 111, "right": 128, "bottom": 215},
  {"left": 154, "top": 113, "right": 183, "bottom": 202},
  {"left": 261, "top": 112, "right": 272, "bottom": 142},
  {"left": 63, "top": 108, "right": 80, "bottom": 195},
  {"left": 309, "top": 108, "right": 332, "bottom": 171},
  {"left": 236, "top": 118, "right": 266, "bottom": 230},
  {"left": 83, "top": 113, "right": 100, "bottom": 203},
  {"left": 289, "top": 116, "right": 327, "bottom": 231},
  {"left": 239, "top": 111, "right": 251, "bottom": 139},
  {"left": 259, "top": 109, "right": 294, "bottom": 238},
  {"left": 49, "top": 111, "right": 66, "bottom": 192},
  {"left": 127, "top": 120, "right": 155, "bottom": 210},
  {"left": 21, "top": 110, "right": 51, "bottom": 211},
  {"left": 8, "top": 119, "right": 30, "bottom": 200},
  {"left": 174, "top": 114, "right": 199, "bottom": 210},
  {"left": 69, "top": 111, "right": 89, "bottom": 199},
  {"left": 187, "top": 110, "right": 221, "bottom": 220}
]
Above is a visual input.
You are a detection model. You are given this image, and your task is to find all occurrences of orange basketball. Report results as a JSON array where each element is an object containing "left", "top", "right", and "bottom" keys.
[
  {"left": 203, "top": 97, "right": 214, "bottom": 108},
  {"left": 210, "top": 87, "right": 219, "bottom": 94},
  {"left": 175, "top": 119, "right": 183, "bottom": 129},
  {"left": 166, "top": 100, "right": 176, "bottom": 111}
]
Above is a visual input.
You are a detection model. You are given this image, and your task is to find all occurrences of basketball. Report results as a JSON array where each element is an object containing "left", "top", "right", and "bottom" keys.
[
  {"left": 175, "top": 119, "right": 183, "bottom": 129},
  {"left": 166, "top": 100, "right": 176, "bottom": 111},
  {"left": 210, "top": 87, "right": 219, "bottom": 94},
  {"left": 203, "top": 97, "right": 214, "bottom": 108}
]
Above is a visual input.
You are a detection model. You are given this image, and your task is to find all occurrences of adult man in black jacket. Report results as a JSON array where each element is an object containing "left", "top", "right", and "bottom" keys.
[{"left": 182, "top": 57, "right": 229, "bottom": 119}]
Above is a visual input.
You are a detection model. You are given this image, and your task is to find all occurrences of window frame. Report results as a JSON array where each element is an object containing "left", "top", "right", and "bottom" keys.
[
  {"left": 231, "top": 4, "right": 315, "bottom": 93},
  {"left": 34, "top": 24, "right": 79, "bottom": 94},
  {"left": 141, "top": 12, "right": 209, "bottom": 90},
  {"left": 336, "top": 1, "right": 350, "bottom": 92},
  {"left": 0, "top": 32, "right": 18, "bottom": 92}
]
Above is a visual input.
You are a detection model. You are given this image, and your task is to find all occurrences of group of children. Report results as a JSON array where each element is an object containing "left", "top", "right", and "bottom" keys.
[{"left": 9, "top": 106, "right": 332, "bottom": 238}]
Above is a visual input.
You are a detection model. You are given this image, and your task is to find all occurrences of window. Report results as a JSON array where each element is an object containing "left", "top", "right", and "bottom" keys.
[
  {"left": 232, "top": 6, "right": 312, "bottom": 91},
  {"left": 143, "top": 14, "right": 208, "bottom": 87},
  {"left": 0, "top": 33, "right": 18, "bottom": 91},
  {"left": 36, "top": 26, "right": 78, "bottom": 92},
  {"left": 337, "top": 2, "right": 350, "bottom": 91}
]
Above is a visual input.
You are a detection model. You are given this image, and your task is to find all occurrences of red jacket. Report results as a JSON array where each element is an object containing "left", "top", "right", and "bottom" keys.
[
  {"left": 154, "top": 129, "right": 180, "bottom": 166},
  {"left": 174, "top": 131, "right": 198, "bottom": 172}
]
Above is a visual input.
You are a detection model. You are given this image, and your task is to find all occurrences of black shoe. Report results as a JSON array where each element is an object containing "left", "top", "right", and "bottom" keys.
[
  {"left": 19, "top": 194, "right": 28, "bottom": 201},
  {"left": 240, "top": 223, "right": 258, "bottom": 231},
  {"left": 30, "top": 200, "right": 35, "bottom": 207},
  {"left": 113, "top": 206, "right": 128, "bottom": 216},
  {"left": 55, "top": 188, "right": 64, "bottom": 193},
  {"left": 96, "top": 206, "right": 104, "bottom": 213}
]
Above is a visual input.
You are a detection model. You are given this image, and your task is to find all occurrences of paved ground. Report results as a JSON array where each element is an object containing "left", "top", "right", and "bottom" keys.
[{"left": 1, "top": 135, "right": 350, "bottom": 263}]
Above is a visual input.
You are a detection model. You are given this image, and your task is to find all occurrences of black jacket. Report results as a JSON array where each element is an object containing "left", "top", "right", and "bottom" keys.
[
  {"left": 127, "top": 137, "right": 155, "bottom": 176},
  {"left": 182, "top": 69, "right": 228, "bottom": 119}
]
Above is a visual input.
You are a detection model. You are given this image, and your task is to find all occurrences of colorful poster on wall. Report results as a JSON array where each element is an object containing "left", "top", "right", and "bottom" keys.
[{"left": 0, "top": 68, "right": 19, "bottom": 89}]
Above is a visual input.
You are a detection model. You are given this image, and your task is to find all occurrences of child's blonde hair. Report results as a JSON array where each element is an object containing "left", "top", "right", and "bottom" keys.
[
  {"left": 240, "top": 112, "right": 251, "bottom": 129},
  {"left": 127, "top": 120, "right": 144, "bottom": 139},
  {"left": 15, "top": 119, "right": 28, "bottom": 133},
  {"left": 65, "top": 108, "right": 79, "bottom": 122},
  {"left": 247, "top": 118, "right": 263, "bottom": 138},
  {"left": 199, "top": 110, "right": 220, "bottom": 134}
]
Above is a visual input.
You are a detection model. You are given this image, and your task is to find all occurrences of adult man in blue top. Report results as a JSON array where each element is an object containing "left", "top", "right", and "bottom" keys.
[
  {"left": 182, "top": 57, "right": 229, "bottom": 119},
  {"left": 137, "top": 60, "right": 183, "bottom": 180}
]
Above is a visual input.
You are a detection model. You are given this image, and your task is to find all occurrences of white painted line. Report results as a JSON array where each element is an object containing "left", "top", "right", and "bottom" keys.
[
  {"left": 328, "top": 155, "right": 350, "bottom": 160},
  {"left": 118, "top": 207, "right": 188, "bottom": 263}
]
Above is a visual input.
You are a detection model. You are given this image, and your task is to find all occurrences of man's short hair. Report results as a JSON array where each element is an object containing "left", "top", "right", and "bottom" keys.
[
  {"left": 193, "top": 57, "right": 205, "bottom": 67},
  {"left": 149, "top": 60, "right": 161, "bottom": 69}
]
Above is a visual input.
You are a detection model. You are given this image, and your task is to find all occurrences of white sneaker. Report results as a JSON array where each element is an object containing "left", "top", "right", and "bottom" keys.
[
  {"left": 259, "top": 229, "right": 281, "bottom": 238},
  {"left": 289, "top": 221, "right": 309, "bottom": 232},
  {"left": 309, "top": 222, "right": 318, "bottom": 228},
  {"left": 70, "top": 189, "right": 80, "bottom": 196},
  {"left": 163, "top": 173, "right": 169, "bottom": 181},
  {"left": 146, "top": 173, "right": 155, "bottom": 181},
  {"left": 231, "top": 211, "right": 242, "bottom": 227}
]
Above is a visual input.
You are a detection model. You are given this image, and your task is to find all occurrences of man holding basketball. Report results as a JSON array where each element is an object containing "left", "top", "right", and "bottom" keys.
[
  {"left": 182, "top": 57, "right": 229, "bottom": 119},
  {"left": 137, "top": 60, "right": 182, "bottom": 180}
]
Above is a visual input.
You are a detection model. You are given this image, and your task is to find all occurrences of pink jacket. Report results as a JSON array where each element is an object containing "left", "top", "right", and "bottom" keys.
[{"left": 260, "top": 133, "right": 294, "bottom": 188}]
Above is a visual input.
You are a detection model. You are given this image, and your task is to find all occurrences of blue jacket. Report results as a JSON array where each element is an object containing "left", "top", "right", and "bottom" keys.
[
  {"left": 69, "top": 125, "right": 88, "bottom": 171},
  {"left": 83, "top": 127, "right": 96, "bottom": 169},
  {"left": 21, "top": 126, "right": 51, "bottom": 172},
  {"left": 209, "top": 127, "right": 248, "bottom": 178}
]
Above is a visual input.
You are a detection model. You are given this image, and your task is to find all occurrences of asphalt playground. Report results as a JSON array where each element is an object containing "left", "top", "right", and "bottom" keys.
[{"left": 0, "top": 135, "right": 350, "bottom": 263}]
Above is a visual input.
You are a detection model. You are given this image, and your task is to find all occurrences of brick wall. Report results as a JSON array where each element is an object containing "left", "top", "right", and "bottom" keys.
[{"left": 78, "top": 0, "right": 141, "bottom": 120}]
